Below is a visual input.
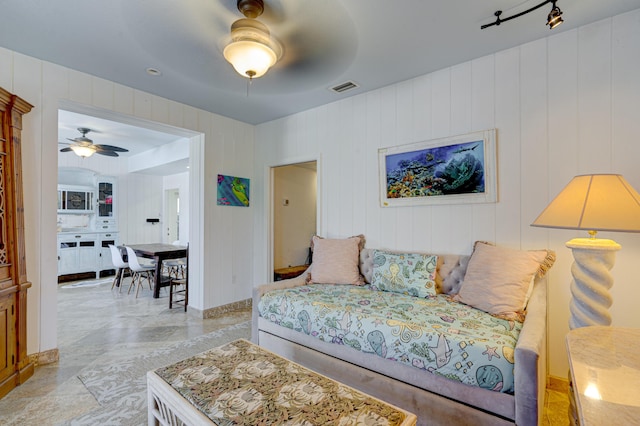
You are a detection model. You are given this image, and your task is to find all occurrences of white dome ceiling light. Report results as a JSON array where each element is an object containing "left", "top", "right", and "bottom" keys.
[{"left": 223, "top": 0, "right": 282, "bottom": 80}]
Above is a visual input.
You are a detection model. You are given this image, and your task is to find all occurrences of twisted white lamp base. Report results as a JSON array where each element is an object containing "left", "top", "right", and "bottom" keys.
[{"left": 565, "top": 237, "right": 621, "bottom": 330}]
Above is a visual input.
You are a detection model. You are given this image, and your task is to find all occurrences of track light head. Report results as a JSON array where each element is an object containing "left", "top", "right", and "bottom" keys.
[
  {"left": 481, "top": 0, "right": 564, "bottom": 31},
  {"left": 547, "top": 3, "right": 564, "bottom": 29}
]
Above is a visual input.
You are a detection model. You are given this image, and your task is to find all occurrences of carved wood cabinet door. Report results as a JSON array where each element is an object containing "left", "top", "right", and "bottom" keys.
[{"left": 0, "top": 87, "right": 33, "bottom": 399}]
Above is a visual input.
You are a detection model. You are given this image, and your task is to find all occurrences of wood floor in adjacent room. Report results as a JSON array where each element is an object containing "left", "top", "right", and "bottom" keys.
[
  {"left": 0, "top": 277, "right": 570, "bottom": 425},
  {"left": 544, "top": 388, "right": 570, "bottom": 425}
]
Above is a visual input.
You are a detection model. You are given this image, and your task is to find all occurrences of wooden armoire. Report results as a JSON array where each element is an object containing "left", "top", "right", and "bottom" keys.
[{"left": 0, "top": 87, "right": 33, "bottom": 399}]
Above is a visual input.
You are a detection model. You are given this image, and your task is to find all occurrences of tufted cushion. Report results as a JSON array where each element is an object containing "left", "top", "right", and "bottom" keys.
[
  {"left": 439, "top": 254, "right": 471, "bottom": 294},
  {"left": 359, "top": 249, "right": 376, "bottom": 283}
]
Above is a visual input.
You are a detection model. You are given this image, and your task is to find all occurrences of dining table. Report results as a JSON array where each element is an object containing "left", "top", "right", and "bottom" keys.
[{"left": 124, "top": 243, "right": 187, "bottom": 298}]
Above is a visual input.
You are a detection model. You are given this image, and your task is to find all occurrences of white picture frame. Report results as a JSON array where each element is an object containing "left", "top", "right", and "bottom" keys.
[{"left": 378, "top": 129, "right": 497, "bottom": 207}]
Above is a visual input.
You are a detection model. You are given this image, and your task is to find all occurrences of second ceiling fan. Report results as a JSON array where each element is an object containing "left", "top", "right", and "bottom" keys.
[{"left": 60, "top": 127, "right": 129, "bottom": 158}]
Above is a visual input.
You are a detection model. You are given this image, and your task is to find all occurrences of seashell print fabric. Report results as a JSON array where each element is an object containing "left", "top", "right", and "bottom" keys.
[{"left": 258, "top": 284, "right": 522, "bottom": 393}]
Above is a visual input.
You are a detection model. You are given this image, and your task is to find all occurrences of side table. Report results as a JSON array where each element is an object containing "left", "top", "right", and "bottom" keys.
[
  {"left": 566, "top": 326, "right": 640, "bottom": 425},
  {"left": 273, "top": 264, "right": 309, "bottom": 281}
]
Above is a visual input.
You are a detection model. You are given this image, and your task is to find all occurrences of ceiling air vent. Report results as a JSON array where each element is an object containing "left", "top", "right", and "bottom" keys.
[{"left": 330, "top": 81, "right": 359, "bottom": 94}]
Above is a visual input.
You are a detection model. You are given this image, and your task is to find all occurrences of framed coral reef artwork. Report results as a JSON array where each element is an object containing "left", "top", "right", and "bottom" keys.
[
  {"left": 217, "top": 174, "right": 250, "bottom": 207},
  {"left": 378, "top": 129, "right": 497, "bottom": 207}
]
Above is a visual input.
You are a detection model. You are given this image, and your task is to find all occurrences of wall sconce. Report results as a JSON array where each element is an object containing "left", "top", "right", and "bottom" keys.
[{"left": 481, "top": 0, "right": 564, "bottom": 30}]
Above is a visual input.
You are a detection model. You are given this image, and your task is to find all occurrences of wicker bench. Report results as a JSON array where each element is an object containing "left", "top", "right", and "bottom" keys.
[{"left": 147, "top": 339, "right": 416, "bottom": 425}]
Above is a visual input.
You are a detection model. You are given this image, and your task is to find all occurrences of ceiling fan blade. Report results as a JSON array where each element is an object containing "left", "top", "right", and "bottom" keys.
[
  {"left": 60, "top": 147, "right": 73, "bottom": 152},
  {"left": 94, "top": 144, "right": 128, "bottom": 152},
  {"left": 95, "top": 150, "right": 119, "bottom": 157}
]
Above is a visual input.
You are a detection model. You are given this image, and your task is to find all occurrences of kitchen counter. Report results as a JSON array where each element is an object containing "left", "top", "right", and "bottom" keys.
[{"left": 58, "top": 229, "right": 102, "bottom": 234}]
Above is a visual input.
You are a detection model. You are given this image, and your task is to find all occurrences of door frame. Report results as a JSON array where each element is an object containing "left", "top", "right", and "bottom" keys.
[
  {"left": 56, "top": 100, "right": 204, "bottom": 305},
  {"left": 265, "top": 155, "right": 321, "bottom": 282}
]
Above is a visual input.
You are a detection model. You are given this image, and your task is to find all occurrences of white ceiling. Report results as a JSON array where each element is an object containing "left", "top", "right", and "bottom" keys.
[
  {"left": 58, "top": 110, "right": 183, "bottom": 156},
  {"left": 58, "top": 110, "right": 190, "bottom": 175},
  {"left": 4, "top": 0, "right": 639, "bottom": 126},
  {"left": 4, "top": 1, "right": 640, "bottom": 174}
]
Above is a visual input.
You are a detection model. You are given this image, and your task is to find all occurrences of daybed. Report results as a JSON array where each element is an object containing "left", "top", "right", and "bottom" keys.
[{"left": 252, "top": 239, "right": 554, "bottom": 426}]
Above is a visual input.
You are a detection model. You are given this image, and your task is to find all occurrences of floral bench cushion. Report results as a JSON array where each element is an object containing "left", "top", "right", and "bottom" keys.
[
  {"left": 258, "top": 284, "right": 522, "bottom": 393},
  {"left": 154, "top": 339, "right": 412, "bottom": 425}
]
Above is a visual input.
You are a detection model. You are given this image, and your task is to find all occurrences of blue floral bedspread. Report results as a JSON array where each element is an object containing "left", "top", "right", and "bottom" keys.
[{"left": 258, "top": 284, "right": 522, "bottom": 394}]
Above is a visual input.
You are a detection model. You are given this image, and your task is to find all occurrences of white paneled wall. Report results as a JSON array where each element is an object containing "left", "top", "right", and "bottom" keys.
[
  {"left": 118, "top": 173, "right": 164, "bottom": 244},
  {"left": 254, "top": 10, "right": 640, "bottom": 379},
  {"left": 0, "top": 47, "right": 255, "bottom": 357},
  {"left": 203, "top": 117, "right": 255, "bottom": 308}
]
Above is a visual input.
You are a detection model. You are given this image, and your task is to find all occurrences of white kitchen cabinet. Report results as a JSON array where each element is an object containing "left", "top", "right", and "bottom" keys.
[
  {"left": 57, "top": 232, "right": 120, "bottom": 278},
  {"left": 96, "top": 176, "right": 117, "bottom": 231},
  {"left": 58, "top": 240, "right": 77, "bottom": 275},
  {"left": 57, "top": 185, "right": 95, "bottom": 213},
  {"left": 57, "top": 234, "right": 97, "bottom": 276},
  {"left": 97, "top": 232, "right": 119, "bottom": 271},
  {"left": 57, "top": 174, "right": 120, "bottom": 278}
]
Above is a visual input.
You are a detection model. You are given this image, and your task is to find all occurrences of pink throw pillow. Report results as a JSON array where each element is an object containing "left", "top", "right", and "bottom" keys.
[
  {"left": 454, "top": 241, "right": 555, "bottom": 320},
  {"left": 308, "top": 236, "right": 364, "bottom": 285}
]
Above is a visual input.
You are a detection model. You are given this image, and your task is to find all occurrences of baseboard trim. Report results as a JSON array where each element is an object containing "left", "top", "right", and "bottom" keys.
[
  {"left": 28, "top": 348, "right": 60, "bottom": 366},
  {"left": 547, "top": 375, "right": 569, "bottom": 392},
  {"left": 191, "top": 299, "right": 252, "bottom": 319}
]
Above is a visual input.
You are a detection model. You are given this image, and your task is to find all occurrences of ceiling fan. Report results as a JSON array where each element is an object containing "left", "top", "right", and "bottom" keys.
[
  {"left": 59, "top": 127, "right": 129, "bottom": 158},
  {"left": 116, "top": 0, "right": 357, "bottom": 95},
  {"left": 209, "top": 0, "right": 357, "bottom": 86}
]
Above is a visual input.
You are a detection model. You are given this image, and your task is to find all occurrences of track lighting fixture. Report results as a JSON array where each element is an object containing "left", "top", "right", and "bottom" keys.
[{"left": 481, "top": 0, "right": 564, "bottom": 30}]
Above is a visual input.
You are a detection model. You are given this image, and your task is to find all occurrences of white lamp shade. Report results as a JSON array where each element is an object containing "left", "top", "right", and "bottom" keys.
[
  {"left": 70, "top": 145, "right": 96, "bottom": 158},
  {"left": 532, "top": 174, "right": 640, "bottom": 233},
  {"left": 223, "top": 40, "right": 277, "bottom": 78}
]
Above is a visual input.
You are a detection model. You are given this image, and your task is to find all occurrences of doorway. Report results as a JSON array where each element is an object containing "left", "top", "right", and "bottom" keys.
[
  {"left": 55, "top": 100, "right": 204, "bottom": 304},
  {"left": 164, "top": 189, "right": 180, "bottom": 243},
  {"left": 272, "top": 161, "right": 317, "bottom": 278}
]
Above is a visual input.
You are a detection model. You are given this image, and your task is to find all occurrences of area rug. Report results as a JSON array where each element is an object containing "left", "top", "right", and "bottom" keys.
[{"left": 65, "top": 321, "right": 251, "bottom": 425}]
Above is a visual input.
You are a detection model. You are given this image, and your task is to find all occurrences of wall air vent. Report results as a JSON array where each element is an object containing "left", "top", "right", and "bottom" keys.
[{"left": 330, "top": 81, "right": 359, "bottom": 93}]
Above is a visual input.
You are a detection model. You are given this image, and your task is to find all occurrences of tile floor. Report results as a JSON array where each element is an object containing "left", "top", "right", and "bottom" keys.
[{"left": 0, "top": 276, "right": 570, "bottom": 425}]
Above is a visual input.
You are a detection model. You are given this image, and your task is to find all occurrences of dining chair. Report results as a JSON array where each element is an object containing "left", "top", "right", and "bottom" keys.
[
  {"left": 125, "top": 246, "right": 156, "bottom": 298},
  {"left": 169, "top": 243, "right": 188, "bottom": 311},
  {"left": 163, "top": 240, "right": 187, "bottom": 279},
  {"left": 109, "top": 245, "right": 129, "bottom": 292}
]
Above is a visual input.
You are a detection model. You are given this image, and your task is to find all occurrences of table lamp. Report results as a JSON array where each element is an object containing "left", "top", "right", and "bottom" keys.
[{"left": 531, "top": 174, "right": 640, "bottom": 329}]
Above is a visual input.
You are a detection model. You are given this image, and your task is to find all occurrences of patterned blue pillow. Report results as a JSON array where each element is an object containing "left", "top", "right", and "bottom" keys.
[{"left": 371, "top": 250, "right": 438, "bottom": 298}]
